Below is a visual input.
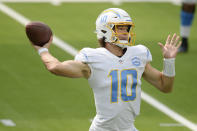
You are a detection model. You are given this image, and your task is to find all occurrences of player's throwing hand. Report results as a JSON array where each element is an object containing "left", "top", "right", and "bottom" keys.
[
  {"left": 158, "top": 33, "right": 182, "bottom": 58},
  {"left": 32, "top": 36, "right": 53, "bottom": 51}
]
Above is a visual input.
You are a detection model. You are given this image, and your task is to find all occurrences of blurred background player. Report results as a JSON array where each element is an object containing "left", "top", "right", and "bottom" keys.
[
  {"left": 31, "top": 8, "right": 181, "bottom": 131},
  {"left": 179, "top": 0, "right": 196, "bottom": 52}
]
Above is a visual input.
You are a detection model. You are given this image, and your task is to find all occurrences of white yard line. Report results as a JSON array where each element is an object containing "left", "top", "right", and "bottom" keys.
[
  {"left": 0, "top": 119, "right": 16, "bottom": 126},
  {"left": 160, "top": 123, "right": 184, "bottom": 127},
  {"left": 0, "top": 3, "right": 196, "bottom": 130},
  {"left": 52, "top": 36, "right": 78, "bottom": 56},
  {"left": 142, "top": 92, "right": 197, "bottom": 130},
  {"left": 0, "top": 3, "right": 78, "bottom": 56}
]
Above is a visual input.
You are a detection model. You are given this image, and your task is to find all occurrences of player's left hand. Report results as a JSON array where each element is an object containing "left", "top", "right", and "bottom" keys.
[{"left": 158, "top": 33, "right": 182, "bottom": 58}]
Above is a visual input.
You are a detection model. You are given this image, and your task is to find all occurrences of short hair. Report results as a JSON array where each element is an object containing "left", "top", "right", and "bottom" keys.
[{"left": 98, "top": 37, "right": 106, "bottom": 47}]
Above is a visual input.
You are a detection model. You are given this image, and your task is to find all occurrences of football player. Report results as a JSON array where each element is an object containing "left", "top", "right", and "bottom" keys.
[
  {"left": 32, "top": 8, "right": 181, "bottom": 131},
  {"left": 179, "top": 0, "right": 196, "bottom": 52}
]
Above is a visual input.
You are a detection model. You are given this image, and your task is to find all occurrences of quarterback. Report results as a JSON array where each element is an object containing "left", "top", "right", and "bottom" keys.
[{"left": 32, "top": 8, "right": 181, "bottom": 131}]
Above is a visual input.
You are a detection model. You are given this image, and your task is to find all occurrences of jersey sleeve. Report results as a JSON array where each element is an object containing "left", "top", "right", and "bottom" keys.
[
  {"left": 146, "top": 47, "right": 152, "bottom": 62},
  {"left": 136, "top": 44, "right": 152, "bottom": 63},
  {"left": 74, "top": 48, "right": 96, "bottom": 64},
  {"left": 74, "top": 48, "right": 93, "bottom": 80},
  {"left": 74, "top": 48, "right": 91, "bottom": 63},
  {"left": 74, "top": 47, "right": 102, "bottom": 63}
]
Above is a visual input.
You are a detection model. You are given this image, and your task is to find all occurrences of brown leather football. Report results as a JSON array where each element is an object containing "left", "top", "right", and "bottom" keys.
[{"left": 25, "top": 21, "right": 52, "bottom": 47}]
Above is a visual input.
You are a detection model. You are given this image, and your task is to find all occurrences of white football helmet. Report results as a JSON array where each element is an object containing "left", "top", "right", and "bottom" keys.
[{"left": 96, "top": 8, "right": 135, "bottom": 48}]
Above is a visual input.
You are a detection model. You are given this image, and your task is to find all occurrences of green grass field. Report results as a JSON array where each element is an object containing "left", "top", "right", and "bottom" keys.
[{"left": 0, "top": 2, "right": 197, "bottom": 131}]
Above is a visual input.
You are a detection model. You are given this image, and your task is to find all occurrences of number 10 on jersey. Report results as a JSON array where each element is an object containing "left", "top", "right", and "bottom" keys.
[{"left": 109, "top": 69, "right": 138, "bottom": 103}]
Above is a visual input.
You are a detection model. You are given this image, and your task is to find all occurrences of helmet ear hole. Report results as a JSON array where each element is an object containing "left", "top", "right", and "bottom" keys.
[{"left": 101, "top": 30, "right": 107, "bottom": 33}]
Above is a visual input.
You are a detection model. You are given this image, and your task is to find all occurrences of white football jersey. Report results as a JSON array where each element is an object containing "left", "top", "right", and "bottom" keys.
[{"left": 75, "top": 45, "right": 152, "bottom": 130}]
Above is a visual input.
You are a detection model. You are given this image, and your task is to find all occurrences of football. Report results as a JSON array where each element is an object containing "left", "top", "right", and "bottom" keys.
[{"left": 25, "top": 21, "right": 53, "bottom": 47}]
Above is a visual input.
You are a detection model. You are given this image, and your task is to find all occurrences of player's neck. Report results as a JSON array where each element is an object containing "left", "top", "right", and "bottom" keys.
[{"left": 105, "top": 43, "right": 125, "bottom": 57}]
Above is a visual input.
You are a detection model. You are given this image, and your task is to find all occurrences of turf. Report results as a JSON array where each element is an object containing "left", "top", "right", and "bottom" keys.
[{"left": 0, "top": 2, "right": 196, "bottom": 131}]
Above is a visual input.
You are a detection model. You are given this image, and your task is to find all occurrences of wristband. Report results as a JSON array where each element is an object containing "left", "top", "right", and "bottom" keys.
[
  {"left": 163, "top": 58, "right": 175, "bottom": 77},
  {"left": 38, "top": 48, "right": 48, "bottom": 55}
]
